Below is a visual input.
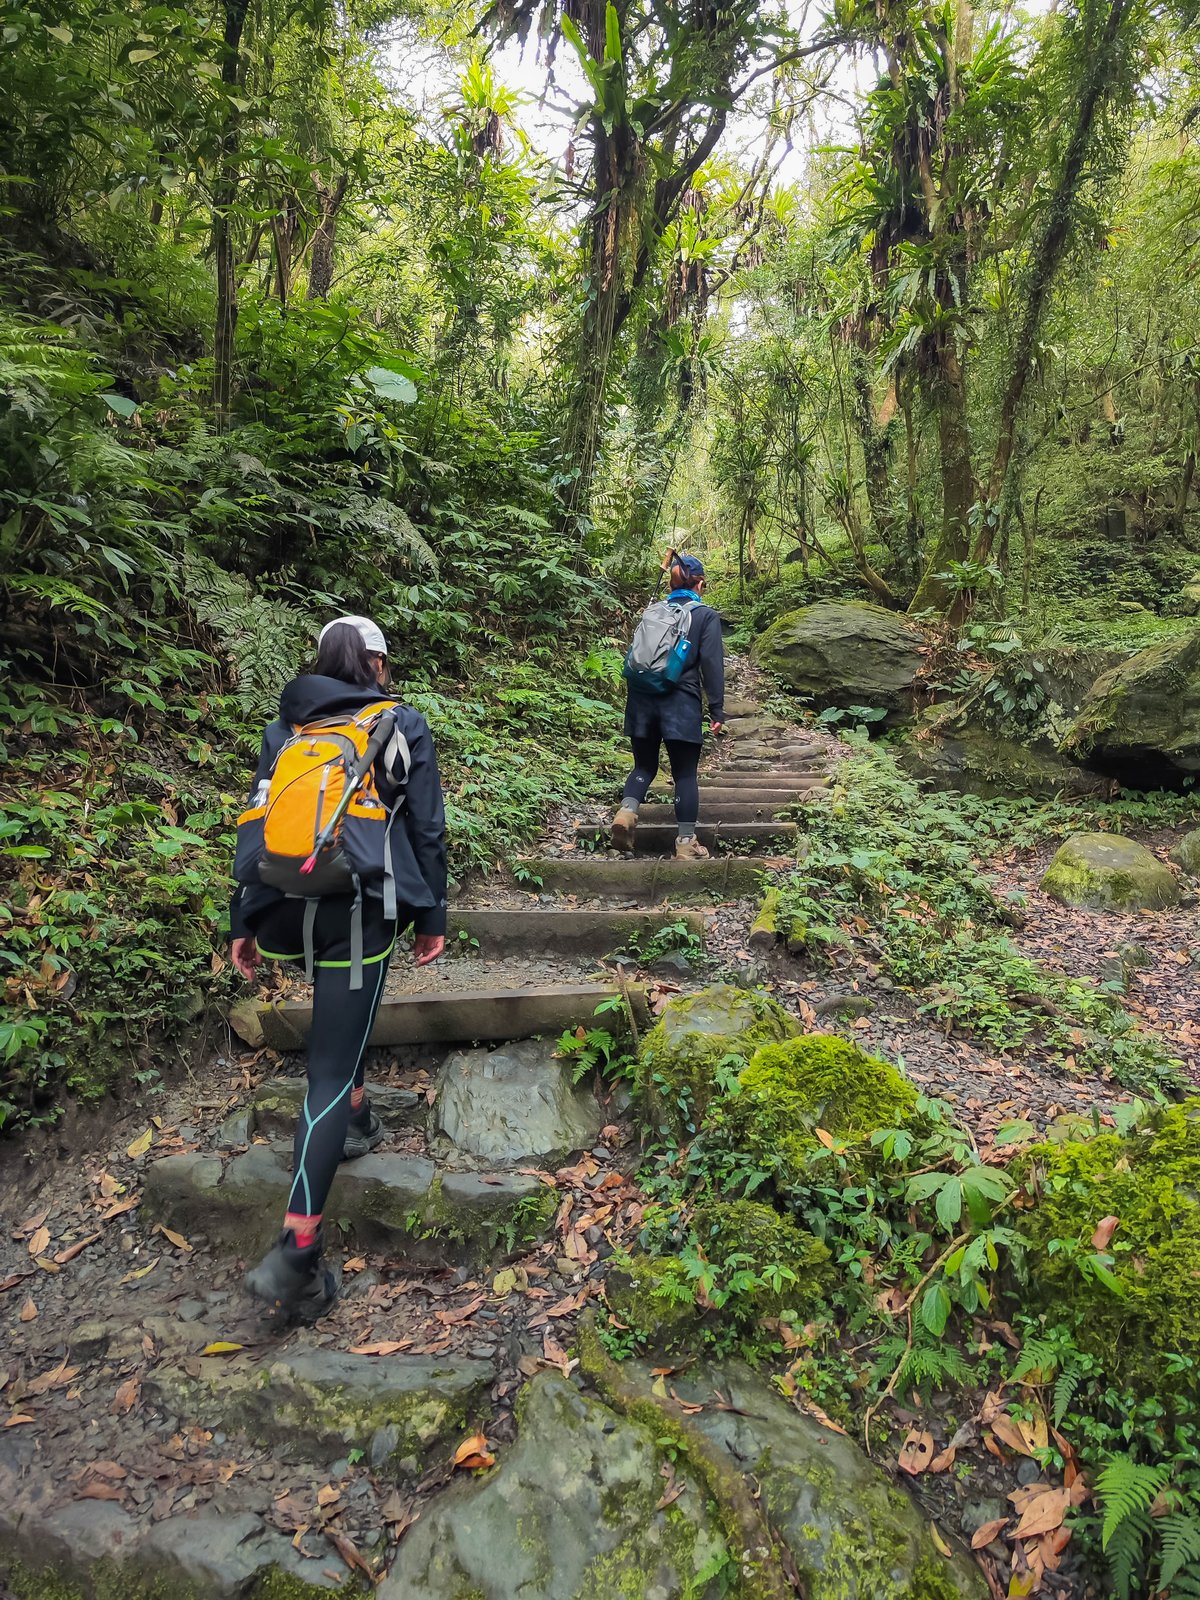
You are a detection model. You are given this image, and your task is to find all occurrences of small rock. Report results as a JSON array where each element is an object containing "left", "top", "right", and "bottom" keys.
[
  {"left": 468, "top": 1343, "right": 497, "bottom": 1360},
  {"left": 1017, "top": 1458, "right": 1043, "bottom": 1486},
  {"left": 175, "top": 1299, "right": 206, "bottom": 1323},
  {"left": 370, "top": 1425, "right": 401, "bottom": 1468},
  {"left": 647, "top": 952, "right": 694, "bottom": 980}
]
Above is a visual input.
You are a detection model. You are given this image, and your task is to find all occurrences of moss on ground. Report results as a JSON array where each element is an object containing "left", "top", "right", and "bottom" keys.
[
  {"left": 691, "top": 1196, "right": 833, "bottom": 1319},
  {"left": 1014, "top": 1100, "right": 1200, "bottom": 1391}
]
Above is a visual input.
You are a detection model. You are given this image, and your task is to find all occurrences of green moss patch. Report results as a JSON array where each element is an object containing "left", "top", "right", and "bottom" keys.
[
  {"left": 720, "top": 1034, "right": 921, "bottom": 1184},
  {"left": 1016, "top": 1100, "right": 1200, "bottom": 1391},
  {"left": 636, "top": 984, "right": 799, "bottom": 1134}
]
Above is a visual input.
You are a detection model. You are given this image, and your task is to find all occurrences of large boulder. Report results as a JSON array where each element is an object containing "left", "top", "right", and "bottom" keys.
[
  {"left": 636, "top": 984, "right": 799, "bottom": 1133},
  {"left": 1170, "top": 827, "right": 1200, "bottom": 876},
  {"left": 1014, "top": 1103, "right": 1200, "bottom": 1393},
  {"left": 434, "top": 1039, "right": 602, "bottom": 1166},
  {"left": 627, "top": 1361, "right": 986, "bottom": 1600},
  {"left": 382, "top": 1373, "right": 729, "bottom": 1599},
  {"left": 752, "top": 602, "right": 926, "bottom": 724},
  {"left": 901, "top": 718, "right": 1103, "bottom": 800},
  {"left": 1063, "top": 627, "right": 1200, "bottom": 785},
  {"left": 1040, "top": 833, "right": 1178, "bottom": 911}
]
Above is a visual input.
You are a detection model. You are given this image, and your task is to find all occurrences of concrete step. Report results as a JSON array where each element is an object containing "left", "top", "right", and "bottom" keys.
[
  {"left": 704, "top": 761, "right": 826, "bottom": 785},
  {"left": 519, "top": 856, "right": 764, "bottom": 902},
  {"left": 637, "top": 801, "right": 793, "bottom": 825},
  {"left": 447, "top": 906, "right": 704, "bottom": 957},
  {"left": 256, "top": 982, "right": 648, "bottom": 1052},
  {"left": 144, "top": 1143, "right": 556, "bottom": 1264},
  {"left": 575, "top": 820, "right": 800, "bottom": 854}
]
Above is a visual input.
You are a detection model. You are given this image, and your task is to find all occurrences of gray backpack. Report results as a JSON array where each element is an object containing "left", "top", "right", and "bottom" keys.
[{"left": 622, "top": 599, "right": 697, "bottom": 696}]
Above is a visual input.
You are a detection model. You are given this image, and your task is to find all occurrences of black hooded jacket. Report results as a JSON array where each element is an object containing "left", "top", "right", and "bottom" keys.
[{"left": 229, "top": 676, "right": 448, "bottom": 941}]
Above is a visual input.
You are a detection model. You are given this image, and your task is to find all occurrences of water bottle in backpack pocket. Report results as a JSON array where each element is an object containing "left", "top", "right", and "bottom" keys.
[{"left": 622, "top": 599, "right": 697, "bottom": 695}]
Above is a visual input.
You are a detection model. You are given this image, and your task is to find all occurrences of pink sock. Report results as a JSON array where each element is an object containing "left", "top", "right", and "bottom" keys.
[
  {"left": 350, "top": 1086, "right": 365, "bottom": 1112},
  {"left": 283, "top": 1212, "right": 321, "bottom": 1249}
]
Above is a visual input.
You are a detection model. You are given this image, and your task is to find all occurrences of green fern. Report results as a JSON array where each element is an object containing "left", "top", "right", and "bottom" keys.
[
  {"left": 1098, "top": 1458, "right": 1170, "bottom": 1550},
  {"left": 181, "top": 551, "right": 305, "bottom": 716},
  {"left": 1159, "top": 1511, "right": 1200, "bottom": 1588}
]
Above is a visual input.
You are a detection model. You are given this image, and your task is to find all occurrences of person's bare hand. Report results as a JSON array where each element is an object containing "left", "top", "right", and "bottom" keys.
[
  {"left": 710, "top": 721, "right": 724, "bottom": 736},
  {"left": 414, "top": 934, "right": 445, "bottom": 967},
  {"left": 231, "top": 936, "right": 261, "bottom": 982}
]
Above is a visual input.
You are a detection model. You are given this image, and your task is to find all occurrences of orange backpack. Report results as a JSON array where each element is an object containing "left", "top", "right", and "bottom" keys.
[{"left": 235, "top": 700, "right": 409, "bottom": 987}]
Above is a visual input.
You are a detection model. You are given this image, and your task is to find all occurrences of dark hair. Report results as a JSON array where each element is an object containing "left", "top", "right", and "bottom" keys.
[{"left": 314, "top": 622, "right": 384, "bottom": 688}]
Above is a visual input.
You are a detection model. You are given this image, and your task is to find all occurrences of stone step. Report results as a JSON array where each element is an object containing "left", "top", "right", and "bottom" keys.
[
  {"left": 447, "top": 906, "right": 705, "bottom": 956},
  {"left": 699, "top": 782, "right": 828, "bottom": 806},
  {"left": 146, "top": 1347, "right": 491, "bottom": 1473},
  {"left": 252, "top": 1077, "right": 424, "bottom": 1141},
  {"left": 144, "top": 1144, "right": 557, "bottom": 1264},
  {"left": 575, "top": 820, "right": 800, "bottom": 854},
  {"left": 636, "top": 801, "right": 794, "bottom": 825},
  {"left": 256, "top": 982, "right": 648, "bottom": 1052},
  {"left": 701, "top": 765, "right": 826, "bottom": 788},
  {"left": 520, "top": 856, "right": 764, "bottom": 902}
]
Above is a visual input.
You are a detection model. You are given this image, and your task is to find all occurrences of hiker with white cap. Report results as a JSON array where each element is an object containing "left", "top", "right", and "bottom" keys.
[{"left": 229, "top": 615, "right": 447, "bottom": 1318}]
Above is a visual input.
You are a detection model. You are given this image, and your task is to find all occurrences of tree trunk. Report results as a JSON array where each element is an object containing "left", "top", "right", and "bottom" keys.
[
  {"left": 910, "top": 333, "right": 975, "bottom": 611},
  {"left": 307, "top": 172, "right": 349, "bottom": 300},
  {"left": 212, "top": 0, "right": 251, "bottom": 429},
  {"left": 974, "top": 0, "right": 1131, "bottom": 556}
]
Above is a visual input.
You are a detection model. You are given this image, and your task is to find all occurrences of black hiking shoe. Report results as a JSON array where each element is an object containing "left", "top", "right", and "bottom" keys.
[
  {"left": 244, "top": 1229, "right": 339, "bottom": 1321},
  {"left": 342, "top": 1108, "right": 384, "bottom": 1161}
]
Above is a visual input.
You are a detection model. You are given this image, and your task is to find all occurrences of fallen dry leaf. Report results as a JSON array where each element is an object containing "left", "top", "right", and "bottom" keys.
[
  {"left": 898, "top": 1428, "right": 936, "bottom": 1476},
  {"left": 19, "top": 1297, "right": 37, "bottom": 1323},
  {"left": 990, "top": 1415, "right": 1034, "bottom": 1457},
  {"left": 316, "top": 1484, "right": 341, "bottom": 1508},
  {"left": 100, "top": 1197, "right": 140, "bottom": 1222},
  {"left": 27, "top": 1227, "right": 50, "bottom": 1259},
  {"left": 1090, "top": 1214, "right": 1120, "bottom": 1251},
  {"left": 453, "top": 1432, "right": 495, "bottom": 1471},
  {"left": 112, "top": 1377, "right": 140, "bottom": 1415},
  {"left": 126, "top": 1128, "right": 153, "bottom": 1160},
  {"left": 119, "top": 1259, "right": 159, "bottom": 1284},
  {"left": 929, "top": 1446, "right": 957, "bottom": 1473},
  {"left": 5, "top": 1414, "right": 35, "bottom": 1428},
  {"left": 155, "top": 1224, "right": 193, "bottom": 1253},
  {"left": 325, "top": 1526, "right": 373, "bottom": 1579},
  {"left": 199, "top": 1342, "right": 244, "bottom": 1356},
  {"left": 25, "top": 1359, "right": 80, "bottom": 1397},
  {"left": 347, "top": 1340, "right": 412, "bottom": 1357},
  {"left": 54, "top": 1232, "right": 102, "bottom": 1266},
  {"left": 929, "top": 1522, "right": 953, "bottom": 1559},
  {"left": 971, "top": 1517, "right": 1010, "bottom": 1549},
  {"left": 76, "top": 1481, "right": 124, "bottom": 1502},
  {"left": 1011, "top": 1487, "right": 1070, "bottom": 1540},
  {"left": 435, "top": 1293, "right": 485, "bottom": 1327}
]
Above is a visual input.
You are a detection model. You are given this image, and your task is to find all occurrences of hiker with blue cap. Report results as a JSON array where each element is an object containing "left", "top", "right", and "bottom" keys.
[{"left": 613, "top": 548, "right": 725, "bottom": 859}]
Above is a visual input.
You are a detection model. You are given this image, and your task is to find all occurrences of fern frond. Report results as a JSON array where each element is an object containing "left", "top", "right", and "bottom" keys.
[
  {"left": 1096, "top": 1455, "right": 1169, "bottom": 1550},
  {"left": 1158, "top": 1510, "right": 1200, "bottom": 1587},
  {"left": 1052, "top": 1367, "right": 1082, "bottom": 1427},
  {"left": 1107, "top": 1511, "right": 1150, "bottom": 1600}
]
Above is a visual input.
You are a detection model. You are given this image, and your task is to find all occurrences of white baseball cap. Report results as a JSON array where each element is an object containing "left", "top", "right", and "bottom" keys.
[{"left": 319, "top": 614, "right": 388, "bottom": 656}]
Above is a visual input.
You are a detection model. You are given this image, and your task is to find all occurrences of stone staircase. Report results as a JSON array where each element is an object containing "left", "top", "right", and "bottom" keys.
[
  {"left": 0, "top": 673, "right": 863, "bottom": 1600},
  {"left": 140, "top": 685, "right": 835, "bottom": 1278}
]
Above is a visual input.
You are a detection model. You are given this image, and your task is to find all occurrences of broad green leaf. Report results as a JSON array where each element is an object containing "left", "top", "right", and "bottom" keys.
[
  {"left": 101, "top": 393, "right": 138, "bottom": 418},
  {"left": 364, "top": 366, "right": 417, "bottom": 405},
  {"left": 935, "top": 1176, "right": 962, "bottom": 1232},
  {"left": 45, "top": 23, "right": 73, "bottom": 43},
  {"left": 920, "top": 1281, "right": 951, "bottom": 1336}
]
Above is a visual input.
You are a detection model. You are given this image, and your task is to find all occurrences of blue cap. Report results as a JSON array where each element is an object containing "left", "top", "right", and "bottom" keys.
[{"left": 673, "top": 552, "right": 706, "bottom": 584}]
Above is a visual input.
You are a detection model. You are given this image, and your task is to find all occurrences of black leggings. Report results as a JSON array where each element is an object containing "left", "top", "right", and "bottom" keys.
[
  {"left": 251, "top": 895, "right": 396, "bottom": 1221},
  {"left": 623, "top": 737, "right": 701, "bottom": 833}
]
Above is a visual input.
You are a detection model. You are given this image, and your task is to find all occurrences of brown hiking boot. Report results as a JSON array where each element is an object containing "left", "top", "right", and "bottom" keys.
[
  {"left": 611, "top": 806, "right": 639, "bottom": 853},
  {"left": 674, "top": 835, "right": 710, "bottom": 860}
]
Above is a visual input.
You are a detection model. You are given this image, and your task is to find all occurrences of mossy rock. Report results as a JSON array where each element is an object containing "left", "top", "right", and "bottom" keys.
[
  {"left": 1014, "top": 1101, "right": 1200, "bottom": 1393},
  {"left": 1170, "top": 827, "right": 1200, "bottom": 876},
  {"left": 1063, "top": 626, "right": 1200, "bottom": 785},
  {"left": 752, "top": 602, "right": 926, "bottom": 726},
  {"left": 717, "top": 1035, "right": 921, "bottom": 1184},
  {"left": 1040, "top": 833, "right": 1178, "bottom": 911},
  {"left": 900, "top": 715, "right": 1103, "bottom": 800},
  {"left": 605, "top": 1254, "right": 705, "bottom": 1351},
  {"left": 636, "top": 984, "right": 799, "bottom": 1135},
  {"left": 691, "top": 1196, "right": 833, "bottom": 1320}
]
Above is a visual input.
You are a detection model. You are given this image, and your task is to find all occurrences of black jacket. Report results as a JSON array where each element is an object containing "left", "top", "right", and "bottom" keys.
[
  {"left": 624, "top": 596, "right": 725, "bottom": 744},
  {"left": 229, "top": 676, "right": 448, "bottom": 941}
]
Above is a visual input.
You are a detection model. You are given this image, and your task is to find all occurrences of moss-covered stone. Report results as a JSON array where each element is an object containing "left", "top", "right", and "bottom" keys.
[
  {"left": 1064, "top": 626, "right": 1200, "bottom": 784},
  {"left": 749, "top": 887, "right": 782, "bottom": 946},
  {"left": 718, "top": 1034, "right": 921, "bottom": 1184},
  {"left": 899, "top": 718, "right": 1102, "bottom": 800},
  {"left": 691, "top": 1196, "right": 833, "bottom": 1319},
  {"left": 1040, "top": 832, "right": 1178, "bottom": 911},
  {"left": 636, "top": 984, "right": 799, "bottom": 1134},
  {"left": 605, "top": 1254, "right": 703, "bottom": 1350},
  {"left": 752, "top": 602, "right": 926, "bottom": 726},
  {"left": 1014, "top": 1100, "right": 1200, "bottom": 1392},
  {"left": 1170, "top": 827, "right": 1200, "bottom": 876}
]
